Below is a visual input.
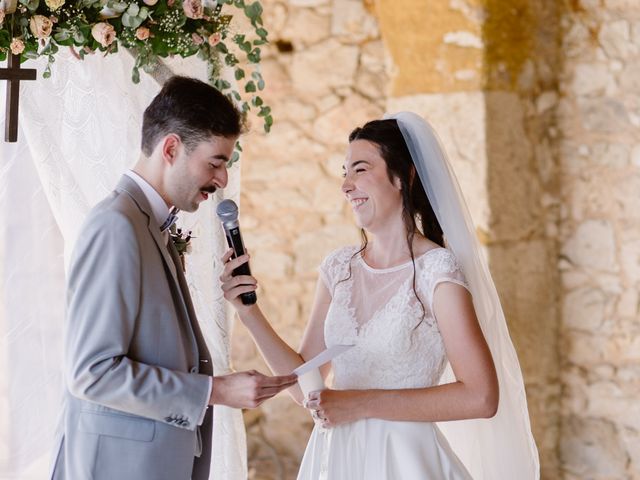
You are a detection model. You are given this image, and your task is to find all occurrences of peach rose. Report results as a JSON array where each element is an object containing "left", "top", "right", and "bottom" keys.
[
  {"left": 91, "top": 22, "right": 116, "bottom": 48},
  {"left": 135, "top": 26, "right": 151, "bottom": 41},
  {"left": 208, "top": 32, "right": 221, "bottom": 47},
  {"left": 182, "top": 0, "right": 203, "bottom": 19},
  {"left": 10, "top": 38, "right": 25, "bottom": 55},
  {"left": 44, "top": 0, "right": 65, "bottom": 10},
  {"left": 29, "top": 14, "right": 53, "bottom": 39}
]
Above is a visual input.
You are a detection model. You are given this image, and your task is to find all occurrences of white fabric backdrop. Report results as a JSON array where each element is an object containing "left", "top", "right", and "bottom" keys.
[{"left": 0, "top": 49, "right": 247, "bottom": 479}]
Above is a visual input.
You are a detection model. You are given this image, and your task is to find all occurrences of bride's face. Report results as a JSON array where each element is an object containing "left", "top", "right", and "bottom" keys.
[{"left": 342, "top": 139, "right": 403, "bottom": 231}]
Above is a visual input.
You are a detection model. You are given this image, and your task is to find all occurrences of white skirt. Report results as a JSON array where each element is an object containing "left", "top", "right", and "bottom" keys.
[{"left": 297, "top": 418, "right": 473, "bottom": 480}]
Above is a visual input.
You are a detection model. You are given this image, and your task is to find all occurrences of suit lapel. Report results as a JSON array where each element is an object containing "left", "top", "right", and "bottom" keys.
[
  {"left": 166, "top": 241, "right": 213, "bottom": 375},
  {"left": 115, "top": 176, "right": 179, "bottom": 284}
]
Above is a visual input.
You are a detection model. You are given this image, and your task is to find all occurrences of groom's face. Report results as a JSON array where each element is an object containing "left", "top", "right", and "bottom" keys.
[{"left": 167, "top": 134, "right": 237, "bottom": 212}]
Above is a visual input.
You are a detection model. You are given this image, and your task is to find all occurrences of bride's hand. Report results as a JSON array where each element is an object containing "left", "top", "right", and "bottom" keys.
[
  {"left": 304, "top": 389, "right": 363, "bottom": 428},
  {"left": 220, "top": 248, "right": 258, "bottom": 313}
]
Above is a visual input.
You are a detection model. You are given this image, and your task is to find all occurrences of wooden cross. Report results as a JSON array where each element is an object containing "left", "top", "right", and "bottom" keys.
[{"left": 0, "top": 54, "right": 37, "bottom": 143}]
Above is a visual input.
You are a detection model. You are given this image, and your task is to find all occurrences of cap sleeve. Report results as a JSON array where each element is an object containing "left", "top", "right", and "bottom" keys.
[
  {"left": 420, "top": 248, "right": 470, "bottom": 311},
  {"left": 318, "top": 246, "right": 358, "bottom": 292}
]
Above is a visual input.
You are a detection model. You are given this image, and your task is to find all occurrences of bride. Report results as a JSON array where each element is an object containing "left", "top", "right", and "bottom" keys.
[{"left": 220, "top": 112, "right": 539, "bottom": 479}]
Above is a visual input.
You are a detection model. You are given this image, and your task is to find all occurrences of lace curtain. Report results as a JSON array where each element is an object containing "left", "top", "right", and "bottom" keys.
[{"left": 0, "top": 49, "right": 246, "bottom": 479}]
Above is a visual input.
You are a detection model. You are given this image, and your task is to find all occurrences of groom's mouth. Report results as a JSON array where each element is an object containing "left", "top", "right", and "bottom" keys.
[{"left": 200, "top": 187, "right": 216, "bottom": 201}]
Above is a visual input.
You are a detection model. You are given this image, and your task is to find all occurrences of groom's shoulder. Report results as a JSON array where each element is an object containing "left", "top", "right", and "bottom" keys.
[{"left": 82, "top": 190, "right": 143, "bottom": 233}]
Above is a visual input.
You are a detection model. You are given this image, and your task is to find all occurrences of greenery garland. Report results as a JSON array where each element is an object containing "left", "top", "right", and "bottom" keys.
[{"left": 0, "top": 0, "right": 272, "bottom": 161}]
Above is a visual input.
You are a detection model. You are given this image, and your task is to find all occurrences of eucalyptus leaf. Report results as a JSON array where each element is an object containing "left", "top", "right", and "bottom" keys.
[
  {"left": 73, "top": 31, "right": 86, "bottom": 44},
  {"left": 127, "top": 3, "right": 140, "bottom": 17}
]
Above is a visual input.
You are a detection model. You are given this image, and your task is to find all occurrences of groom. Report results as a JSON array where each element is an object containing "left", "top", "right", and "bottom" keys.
[{"left": 50, "top": 76, "right": 297, "bottom": 480}]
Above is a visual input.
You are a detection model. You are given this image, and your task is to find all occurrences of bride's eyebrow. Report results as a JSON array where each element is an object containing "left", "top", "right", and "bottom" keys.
[{"left": 343, "top": 160, "right": 371, "bottom": 171}]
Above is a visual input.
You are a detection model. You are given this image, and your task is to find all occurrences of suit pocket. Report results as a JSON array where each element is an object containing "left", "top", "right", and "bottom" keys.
[{"left": 78, "top": 410, "right": 155, "bottom": 442}]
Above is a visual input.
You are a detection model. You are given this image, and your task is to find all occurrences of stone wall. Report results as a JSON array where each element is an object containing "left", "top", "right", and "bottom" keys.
[
  {"left": 231, "top": 1, "right": 640, "bottom": 479},
  {"left": 558, "top": 1, "right": 640, "bottom": 478}
]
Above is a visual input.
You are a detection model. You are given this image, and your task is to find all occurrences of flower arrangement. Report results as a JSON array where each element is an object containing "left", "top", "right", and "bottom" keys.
[{"left": 0, "top": 0, "right": 273, "bottom": 147}]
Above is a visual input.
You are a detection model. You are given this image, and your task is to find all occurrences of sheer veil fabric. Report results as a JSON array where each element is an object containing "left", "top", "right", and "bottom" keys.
[
  {"left": 0, "top": 50, "right": 246, "bottom": 479},
  {"left": 386, "top": 112, "right": 540, "bottom": 480}
]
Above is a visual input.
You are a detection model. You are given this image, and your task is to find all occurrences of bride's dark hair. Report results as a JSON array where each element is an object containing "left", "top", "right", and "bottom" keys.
[{"left": 338, "top": 119, "right": 445, "bottom": 323}]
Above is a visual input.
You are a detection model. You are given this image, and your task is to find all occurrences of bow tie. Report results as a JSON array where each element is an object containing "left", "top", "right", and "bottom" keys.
[{"left": 160, "top": 207, "right": 180, "bottom": 232}]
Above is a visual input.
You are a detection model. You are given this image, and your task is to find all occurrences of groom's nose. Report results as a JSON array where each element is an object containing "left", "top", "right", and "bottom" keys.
[{"left": 213, "top": 165, "right": 228, "bottom": 189}]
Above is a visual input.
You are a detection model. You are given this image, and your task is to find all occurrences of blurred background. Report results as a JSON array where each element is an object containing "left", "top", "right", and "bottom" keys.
[{"left": 232, "top": 1, "right": 640, "bottom": 479}]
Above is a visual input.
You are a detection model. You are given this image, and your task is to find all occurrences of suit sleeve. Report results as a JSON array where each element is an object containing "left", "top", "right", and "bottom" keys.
[{"left": 65, "top": 209, "right": 210, "bottom": 430}]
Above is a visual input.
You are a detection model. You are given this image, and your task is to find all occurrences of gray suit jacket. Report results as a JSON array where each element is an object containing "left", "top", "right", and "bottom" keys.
[{"left": 51, "top": 175, "right": 214, "bottom": 480}]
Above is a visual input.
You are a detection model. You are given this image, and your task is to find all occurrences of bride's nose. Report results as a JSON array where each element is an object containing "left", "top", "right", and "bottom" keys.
[{"left": 341, "top": 175, "right": 354, "bottom": 194}]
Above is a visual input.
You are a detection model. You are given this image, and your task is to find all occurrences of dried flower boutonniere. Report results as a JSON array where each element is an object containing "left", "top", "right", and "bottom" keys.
[{"left": 169, "top": 224, "right": 193, "bottom": 272}]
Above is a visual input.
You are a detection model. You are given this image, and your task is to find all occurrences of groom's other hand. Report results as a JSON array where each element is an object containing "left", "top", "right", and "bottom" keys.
[{"left": 209, "top": 371, "right": 298, "bottom": 408}]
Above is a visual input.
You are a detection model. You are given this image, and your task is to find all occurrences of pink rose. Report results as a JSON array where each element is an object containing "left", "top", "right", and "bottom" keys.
[
  {"left": 167, "top": 0, "right": 175, "bottom": 6},
  {"left": 10, "top": 38, "right": 25, "bottom": 55},
  {"left": 29, "top": 14, "right": 53, "bottom": 39},
  {"left": 143, "top": 0, "right": 158, "bottom": 4},
  {"left": 91, "top": 22, "right": 116, "bottom": 48},
  {"left": 208, "top": 32, "right": 221, "bottom": 47},
  {"left": 135, "top": 26, "right": 151, "bottom": 41},
  {"left": 191, "top": 33, "right": 203, "bottom": 45},
  {"left": 182, "top": 0, "right": 203, "bottom": 19}
]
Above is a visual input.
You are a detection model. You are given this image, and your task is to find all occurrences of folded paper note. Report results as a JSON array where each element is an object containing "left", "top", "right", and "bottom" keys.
[{"left": 293, "top": 344, "right": 354, "bottom": 377}]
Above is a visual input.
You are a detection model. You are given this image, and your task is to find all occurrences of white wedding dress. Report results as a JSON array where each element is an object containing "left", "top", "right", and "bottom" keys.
[{"left": 297, "top": 245, "right": 474, "bottom": 480}]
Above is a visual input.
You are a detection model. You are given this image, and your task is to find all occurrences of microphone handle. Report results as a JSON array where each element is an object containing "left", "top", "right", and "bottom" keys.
[{"left": 224, "top": 226, "right": 257, "bottom": 305}]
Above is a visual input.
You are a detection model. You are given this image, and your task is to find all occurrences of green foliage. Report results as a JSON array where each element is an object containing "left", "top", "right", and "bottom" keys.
[{"left": 0, "top": 0, "right": 274, "bottom": 143}]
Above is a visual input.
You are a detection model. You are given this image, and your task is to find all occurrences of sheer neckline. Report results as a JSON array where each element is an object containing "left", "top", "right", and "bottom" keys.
[{"left": 357, "top": 247, "right": 445, "bottom": 273}]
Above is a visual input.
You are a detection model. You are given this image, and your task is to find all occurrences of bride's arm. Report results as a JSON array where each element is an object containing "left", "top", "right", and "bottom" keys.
[
  {"left": 306, "top": 283, "right": 499, "bottom": 426},
  {"left": 220, "top": 249, "right": 331, "bottom": 405}
]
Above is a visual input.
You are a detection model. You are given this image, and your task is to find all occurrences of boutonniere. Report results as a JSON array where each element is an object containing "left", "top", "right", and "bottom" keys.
[{"left": 169, "top": 224, "right": 193, "bottom": 272}]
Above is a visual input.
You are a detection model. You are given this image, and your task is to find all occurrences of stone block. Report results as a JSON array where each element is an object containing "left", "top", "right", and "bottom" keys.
[
  {"left": 560, "top": 416, "right": 628, "bottom": 478},
  {"left": 578, "top": 98, "right": 631, "bottom": 134},
  {"left": 563, "top": 287, "right": 607, "bottom": 331},
  {"left": 331, "top": 0, "right": 379, "bottom": 43},
  {"left": 620, "top": 63, "right": 640, "bottom": 94},
  {"left": 571, "top": 63, "right": 612, "bottom": 96},
  {"left": 281, "top": 7, "right": 330, "bottom": 46},
  {"left": 312, "top": 93, "right": 383, "bottom": 146},
  {"left": 599, "top": 20, "right": 636, "bottom": 59},
  {"left": 562, "top": 220, "right": 618, "bottom": 272},
  {"left": 289, "top": 40, "right": 359, "bottom": 96}
]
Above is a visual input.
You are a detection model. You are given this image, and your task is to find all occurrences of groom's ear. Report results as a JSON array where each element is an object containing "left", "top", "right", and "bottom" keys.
[{"left": 161, "top": 134, "right": 181, "bottom": 165}]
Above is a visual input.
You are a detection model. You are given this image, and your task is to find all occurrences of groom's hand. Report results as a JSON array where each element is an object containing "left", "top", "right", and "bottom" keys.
[{"left": 209, "top": 370, "right": 298, "bottom": 408}]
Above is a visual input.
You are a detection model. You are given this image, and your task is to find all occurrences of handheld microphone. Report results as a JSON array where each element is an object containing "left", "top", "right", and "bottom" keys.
[{"left": 216, "top": 199, "right": 257, "bottom": 305}]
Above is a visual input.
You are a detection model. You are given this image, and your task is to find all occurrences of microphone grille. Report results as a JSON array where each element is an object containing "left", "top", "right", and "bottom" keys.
[{"left": 216, "top": 199, "right": 239, "bottom": 222}]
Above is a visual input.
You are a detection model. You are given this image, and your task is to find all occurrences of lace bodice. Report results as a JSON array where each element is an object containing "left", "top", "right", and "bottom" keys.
[{"left": 320, "top": 246, "right": 469, "bottom": 390}]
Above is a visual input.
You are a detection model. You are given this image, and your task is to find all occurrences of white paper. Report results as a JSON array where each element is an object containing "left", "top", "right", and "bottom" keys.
[{"left": 293, "top": 344, "right": 354, "bottom": 377}]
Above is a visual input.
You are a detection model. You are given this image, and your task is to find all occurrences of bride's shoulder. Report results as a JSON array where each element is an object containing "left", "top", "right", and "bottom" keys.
[{"left": 322, "top": 245, "right": 360, "bottom": 267}]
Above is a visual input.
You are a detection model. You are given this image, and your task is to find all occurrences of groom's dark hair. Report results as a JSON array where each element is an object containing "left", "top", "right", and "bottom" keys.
[{"left": 141, "top": 76, "right": 243, "bottom": 155}]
